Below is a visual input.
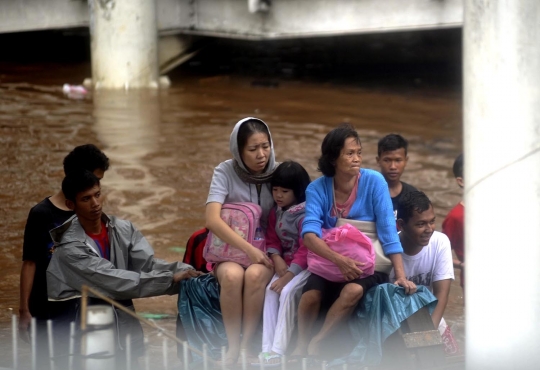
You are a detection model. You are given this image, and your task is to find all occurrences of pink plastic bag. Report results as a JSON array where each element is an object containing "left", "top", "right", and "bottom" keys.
[
  {"left": 203, "top": 202, "right": 266, "bottom": 268},
  {"left": 307, "top": 223, "right": 375, "bottom": 282},
  {"left": 440, "top": 321, "right": 460, "bottom": 356}
]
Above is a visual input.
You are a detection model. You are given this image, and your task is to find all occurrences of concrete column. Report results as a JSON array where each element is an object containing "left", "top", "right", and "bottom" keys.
[
  {"left": 464, "top": 1, "right": 540, "bottom": 369},
  {"left": 89, "top": 0, "right": 159, "bottom": 89}
]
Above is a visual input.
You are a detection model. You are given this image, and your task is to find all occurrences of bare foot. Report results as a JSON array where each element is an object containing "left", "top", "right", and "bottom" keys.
[
  {"left": 244, "top": 355, "right": 260, "bottom": 365},
  {"left": 214, "top": 356, "right": 237, "bottom": 369},
  {"left": 307, "top": 337, "right": 322, "bottom": 356},
  {"left": 288, "top": 347, "right": 308, "bottom": 364},
  {"left": 215, "top": 349, "right": 238, "bottom": 369},
  {"left": 238, "top": 350, "right": 260, "bottom": 365}
]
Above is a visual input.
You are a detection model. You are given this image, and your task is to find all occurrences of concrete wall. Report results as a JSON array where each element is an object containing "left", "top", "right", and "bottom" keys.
[
  {"left": 0, "top": 0, "right": 183, "bottom": 34},
  {"left": 1, "top": 0, "right": 463, "bottom": 38},
  {"left": 0, "top": 0, "right": 88, "bottom": 34},
  {"left": 174, "top": 0, "right": 463, "bottom": 39}
]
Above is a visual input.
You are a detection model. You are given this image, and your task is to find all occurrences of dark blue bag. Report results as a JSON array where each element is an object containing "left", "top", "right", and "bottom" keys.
[
  {"left": 330, "top": 284, "right": 438, "bottom": 367},
  {"left": 178, "top": 274, "right": 227, "bottom": 360}
]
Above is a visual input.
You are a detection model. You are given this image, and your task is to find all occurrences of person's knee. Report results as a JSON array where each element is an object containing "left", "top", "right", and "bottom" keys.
[
  {"left": 245, "top": 264, "right": 271, "bottom": 287},
  {"left": 339, "top": 284, "right": 364, "bottom": 307},
  {"left": 218, "top": 264, "right": 245, "bottom": 289},
  {"left": 299, "top": 290, "right": 322, "bottom": 310}
]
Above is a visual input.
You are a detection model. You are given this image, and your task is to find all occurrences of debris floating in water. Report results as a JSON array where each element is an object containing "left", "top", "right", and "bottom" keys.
[{"left": 62, "top": 84, "right": 87, "bottom": 99}]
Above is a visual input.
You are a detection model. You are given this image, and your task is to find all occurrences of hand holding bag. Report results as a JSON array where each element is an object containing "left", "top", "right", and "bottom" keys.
[
  {"left": 203, "top": 202, "right": 266, "bottom": 267},
  {"left": 335, "top": 219, "right": 392, "bottom": 274},
  {"left": 331, "top": 178, "right": 393, "bottom": 274},
  {"left": 307, "top": 223, "right": 375, "bottom": 282}
]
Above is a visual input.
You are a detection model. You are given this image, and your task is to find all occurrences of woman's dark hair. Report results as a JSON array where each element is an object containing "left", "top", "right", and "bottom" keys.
[
  {"left": 62, "top": 170, "right": 100, "bottom": 203},
  {"left": 271, "top": 161, "right": 311, "bottom": 203},
  {"left": 237, "top": 119, "right": 271, "bottom": 154},
  {"left": 397, "top": 191, "right": 432, "bottom": 224},
  {"left": 63, "top": 144, "right": 110, "bottom": 177},
  {"left": 318, "top": 124, "right": 361, "bottom": 177}
]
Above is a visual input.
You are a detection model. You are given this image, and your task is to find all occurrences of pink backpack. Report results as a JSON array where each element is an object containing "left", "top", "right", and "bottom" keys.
[
  {"left": 203, "top": 202, "right": 266, "bottom": 268},
  {"left": 307, "top": 223, "right": 375, "bottom": 282}
]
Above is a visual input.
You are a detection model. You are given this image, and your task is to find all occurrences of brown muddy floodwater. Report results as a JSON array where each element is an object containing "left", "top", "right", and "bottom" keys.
[{"left": 0, "top": 62, "right": 463, "bottom": 368}]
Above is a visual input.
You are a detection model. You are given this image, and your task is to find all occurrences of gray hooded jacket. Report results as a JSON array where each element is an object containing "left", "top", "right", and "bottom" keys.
[
  {"left": 47, "top": 214, "right": 193, "bottom": 301},
  {"left": 206, "top": 117, "right": 277, "bottom": 228}
]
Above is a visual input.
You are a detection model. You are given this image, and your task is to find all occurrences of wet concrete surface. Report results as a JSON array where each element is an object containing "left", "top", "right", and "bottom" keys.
[{"left": 0, "top": 32, "right": 464, "bottom": 367}]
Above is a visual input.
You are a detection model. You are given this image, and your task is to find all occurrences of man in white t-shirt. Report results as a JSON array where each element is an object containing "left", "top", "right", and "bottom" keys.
[{"left": 390, "top": 190, "right": 454, "bottom": 329}]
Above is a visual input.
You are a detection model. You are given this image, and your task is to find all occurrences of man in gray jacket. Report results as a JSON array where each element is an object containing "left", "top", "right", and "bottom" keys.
[{"left": 47, "top": 170, "right": 201, "bottom": 367}]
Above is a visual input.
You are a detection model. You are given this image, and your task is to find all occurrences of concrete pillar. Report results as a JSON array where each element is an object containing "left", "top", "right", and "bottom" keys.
[
  {"left": 464, "top": 1, "right": 540, "bottom": 369},
  {"left": 89, "top": 0, "right": 159, "bottom": 89}
]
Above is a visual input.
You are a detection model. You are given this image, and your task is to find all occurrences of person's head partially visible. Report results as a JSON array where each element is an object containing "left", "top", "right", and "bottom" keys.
[
  {"left": 397, "top": 191, "right": 436, "bottom": 248},
  {"left": 318, "top": 123, "right": 362, "bottom": 178},
  {"left": 63, "top": 144, "right": 110, "bottom": 180},
  {"left": 376, "top": 134, "right": 409, "bottom": 184},
  {"left": 452, "top": 153, "right": 464, "bottom": 189},
  {"left": 230, "top": 117, "right": 275, "bottom": 176},
  {"left": 62, "top": 170, "right": 102, "bottom": 224}
]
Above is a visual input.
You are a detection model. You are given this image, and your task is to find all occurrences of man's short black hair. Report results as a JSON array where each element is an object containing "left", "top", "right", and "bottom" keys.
[
  {"left": 271, "top": 161, "right": 311, "bottom": 203},
  {"left": 453, "top": 153, "right": 463, "bottom": 178},
  {"left": 62, "top": 170, "right": 100, "bottom": 203},
  {"left": 318, "top": 124, "right": 361, "bottom": 177},
  {"left": 63, "top": 144, "right": 109, "bottom": 177},
  {"left": 377, "top": 134, "right": 409, "bottom": 157},
  {"left": 397, "top": 190, "right": 432, "bottom": 224}
]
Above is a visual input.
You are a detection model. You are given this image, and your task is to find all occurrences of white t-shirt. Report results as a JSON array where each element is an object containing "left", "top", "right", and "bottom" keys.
[
  {"left": 390, "top": 231, "right": 455, "bottom": 336},
  {"left": 390, "top": 231, "right": 454, "bottom": 290}
]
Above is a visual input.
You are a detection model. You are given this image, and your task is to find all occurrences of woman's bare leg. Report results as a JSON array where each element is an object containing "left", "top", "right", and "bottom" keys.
[
  {"left": 289, "top": 290, "right": 322, "bottom": 358},
  {"left": 240, "top": 263, "right": 274, "bottom": 355},
  {"left": 215, "top": 262, "right": 246, "bottom": 364},
  {"left": 307, "top": 283, "right": 364, "bottom": 355}
]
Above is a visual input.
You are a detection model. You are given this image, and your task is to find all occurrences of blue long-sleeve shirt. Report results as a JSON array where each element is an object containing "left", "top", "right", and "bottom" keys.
[{"left": 302, "top": 168, "right": 403, "bottom": 255}]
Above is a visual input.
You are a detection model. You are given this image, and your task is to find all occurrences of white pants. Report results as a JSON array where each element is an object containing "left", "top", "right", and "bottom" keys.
[{"left": 262, "top": 270, "right": 311, "bottom": 355}]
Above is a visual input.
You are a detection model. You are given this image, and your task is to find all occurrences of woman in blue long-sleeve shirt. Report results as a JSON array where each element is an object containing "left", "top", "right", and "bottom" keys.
[{"left": 289, "top": 124, "right": 417, "bottom": 361}]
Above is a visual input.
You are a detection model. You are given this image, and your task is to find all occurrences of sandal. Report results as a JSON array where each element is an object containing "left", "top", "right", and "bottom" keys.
[{"left": 251, "top": 353, "right": 282, "bottom": 367}]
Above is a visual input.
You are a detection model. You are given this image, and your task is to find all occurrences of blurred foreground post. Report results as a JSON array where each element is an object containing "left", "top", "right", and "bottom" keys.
[
  {"left": 12, "top": 315, "right": 18, "bottom": 370},
  {"left": 464, "top": 1, "right": 540, "bottom": 369},
  {"left": 83, "top": 305, "right": 116, "bottom": 370},
  {"left": 89, "top": 0, "right": 159, "bottom": 89}
]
